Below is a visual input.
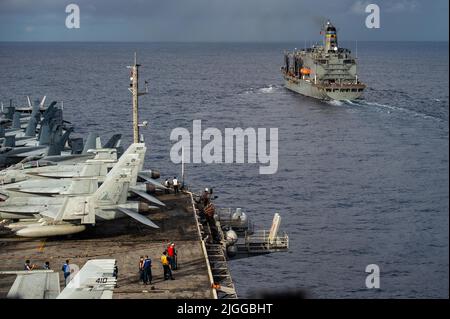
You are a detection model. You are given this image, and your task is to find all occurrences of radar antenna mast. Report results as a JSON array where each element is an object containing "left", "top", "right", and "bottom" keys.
[{"left": 127, "top": 52, "right": 149, "bottom": 143}]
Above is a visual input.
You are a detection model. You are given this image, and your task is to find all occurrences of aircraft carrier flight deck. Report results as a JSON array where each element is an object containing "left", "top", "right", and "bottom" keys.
[{"left": 0, "top": 192, "right": 216, "bottom": 299}]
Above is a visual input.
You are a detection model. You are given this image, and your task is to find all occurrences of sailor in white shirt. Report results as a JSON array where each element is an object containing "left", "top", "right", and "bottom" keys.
[{"left": 172, "top": 176, "right": 179, "bottom": 194}]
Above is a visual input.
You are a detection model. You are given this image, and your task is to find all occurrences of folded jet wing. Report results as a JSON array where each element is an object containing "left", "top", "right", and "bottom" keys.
[
  {"left": 117, "top": 206, "right": 159, "bottom": 228},
  {"left": 138, "top": 172, "right": 168, "bottom": 190},
  {"left": 3, "top": 270, "right": 60, "bottom": 299},
  {"left": 2, "top": 259, "right": 116, "bottom": 299},
  {"left": 128, "top": 185, "right": 166, "bottom": 206},
  {"left": 57, "top": 259, "right": 116, "bottom": 299}
]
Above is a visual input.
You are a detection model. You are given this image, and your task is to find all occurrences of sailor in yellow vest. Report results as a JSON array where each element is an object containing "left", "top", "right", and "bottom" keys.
[{"left": 161, "top": 251, "right": 174, "bottom": 280}]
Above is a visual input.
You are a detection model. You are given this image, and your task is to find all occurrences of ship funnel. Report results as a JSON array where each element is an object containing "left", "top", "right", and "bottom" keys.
[{"left": 323, "top": 20, "right": 338, "bottom": 52}]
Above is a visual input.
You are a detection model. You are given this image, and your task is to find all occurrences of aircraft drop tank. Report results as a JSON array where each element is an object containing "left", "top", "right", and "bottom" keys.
[{"left": 15, "top": 224, "right": 86, "bottom": 237}]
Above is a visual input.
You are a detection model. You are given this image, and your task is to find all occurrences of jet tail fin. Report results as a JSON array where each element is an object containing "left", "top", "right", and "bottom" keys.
[
  {"left": 47, "top": 127, "right": 73, "bottom": 156},
  {"left": 12, "top": 112, "right": 21, "bottom": 129},
  {"left": 121, "top": 142, "right": 147, "bottom": 176},
  {"left": 4, "top": 135, "right": 15, "bottom": 147},
  {"left": 103, "top": 134, "right": 122, "bottom": 149},
  {"left": 38, "top": 119, "right": 51, "bottom": 146},
  {"left": 93, "top": 151, "right": 141, "bottom": 204},
  {"left": 68, "top": 137, "right": 84, "bottom": 154},
  {"left": 24, "top": 115, "right": 39, "bottom": 137},
  {"left": 42, "top": 101, "right": 57, "bottom": 120},
  {"left": 82, "top": 133, "right": 100, "bottom": 154}
]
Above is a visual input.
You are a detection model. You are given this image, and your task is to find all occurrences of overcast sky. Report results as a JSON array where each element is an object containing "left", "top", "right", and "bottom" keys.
[{"left": 0, "top": 0, "right": 448, "bottom": 41}]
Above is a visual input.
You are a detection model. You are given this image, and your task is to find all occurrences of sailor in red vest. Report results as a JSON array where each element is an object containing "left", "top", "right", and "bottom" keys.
[{"left": 167, "top": 242, "right": 177, "bottom": 270}]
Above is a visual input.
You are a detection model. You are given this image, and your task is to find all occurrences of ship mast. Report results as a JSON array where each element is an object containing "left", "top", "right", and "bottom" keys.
[
  {"left": 127, "top": 52, "right": 148, "bottom": 143},
  {"left": 355, "top": 40, "right": 358, "bottom": 84}
]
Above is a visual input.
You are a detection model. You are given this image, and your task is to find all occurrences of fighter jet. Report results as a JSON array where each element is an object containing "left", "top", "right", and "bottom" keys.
[
  {"left": 0, "top": 101, "right": 75, "bottom": 168},
  {"left": 0, "top": 126, "right": 73, "bottom": 168},
  {"left": 15, "top": 132, "right": 123, "bottom": 165},
  {"left": 1, "top": 96, "right": 124, "bottom": 168},
  {"left": 0, "top": 148, "right": 117, "bottom": 185},
  {"left": 0, "top": 132, "right": 126, "bottom": 185},
  {"left": 0, "top": 143, "right": 166, "bottom": 207},
  {"left": 1, "top": 98, "right": 54, "bottom": 141},
  {"left": 0, "top": 96, "right": 45, "bottom": 127},
  {"left": 0, "top": 145, "right": 160, "bottom": 237}
]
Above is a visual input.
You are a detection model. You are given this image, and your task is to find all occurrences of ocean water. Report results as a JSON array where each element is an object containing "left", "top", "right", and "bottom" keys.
[{"left": 0, "top": 41, "right": 448, "bottom": 298}]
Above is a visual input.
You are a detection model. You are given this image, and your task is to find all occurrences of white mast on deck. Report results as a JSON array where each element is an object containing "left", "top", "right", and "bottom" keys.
[
  {"left": 127, "top": 52, "right": 148, "bottom": 143},
  {"left": 181, "top": 145, "right": 185, "bottom": 186},
  {"left": 355, "top": 40, "right": 358, "bottom": 84}
]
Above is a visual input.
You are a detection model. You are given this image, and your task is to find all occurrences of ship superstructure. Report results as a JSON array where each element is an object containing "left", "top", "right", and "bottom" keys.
[{"left": 281, "top": 20, "right": 366, "bottom": 100}]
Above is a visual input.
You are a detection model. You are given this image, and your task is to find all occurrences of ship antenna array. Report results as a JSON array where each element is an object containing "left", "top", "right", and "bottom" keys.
[
  {"left": 127, "top": 52, "right": 149, "bottom": 143},
  {"left": 355, "top": 40, "right": 358, "bottom": 84}
]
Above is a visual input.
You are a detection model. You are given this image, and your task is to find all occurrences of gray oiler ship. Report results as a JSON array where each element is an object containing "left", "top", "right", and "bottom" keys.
[{"left": 281, "top": 20, "right": 366, "bottom": 101}]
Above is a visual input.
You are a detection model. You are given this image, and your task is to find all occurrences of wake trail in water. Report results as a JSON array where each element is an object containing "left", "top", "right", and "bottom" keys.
[
  {"left": 258, "top": 85, "right": 276, "bottom": 93},
  {"left": 326, "top": 100, "right": 344, "bottom": 106},
  {"left": 242, "top": 84, "right": 279, "bottom": 95},
  {"left": 342, "top": 100, "right": 443, "bottom": 121}
]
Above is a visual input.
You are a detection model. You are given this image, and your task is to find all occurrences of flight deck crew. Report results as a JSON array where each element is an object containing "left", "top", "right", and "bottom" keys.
[
  {"left": 113, "top": 262, "right": 118, "bottom": 279},
  {"left": 201, "top": 188, "right": 211, "bottom": 206},
  {"left": 139, "top": 256, "right": 145, "bottom": 283},
  {"left": 43, "top": 261, "right": 50, "bottom": 270},
  {"left": 161, "top": 251, "right": 174, "bottom": 280},
  {"left": 62, "top": 259, "right": 71, "bottom": 286},
  {"left": 143, "top": 255, "right": 152, "bottom": 285},
  {"left": 24, "top": 260, "right": 35, "bottom": 271},
  {"left": 173, "top": 177, "right": 179, "bottom": 194},
  {"left": 113, "top": 261, "right": 119, "bottom": 288},
  {"left": 204, "top": 202, "right": 220, "bottom": 243},
  {"left": 167, "top": 243, "right": 177, "bottom": 270},
  {"left": 164, "top": 179, "right": 171, "bottom": 194}
]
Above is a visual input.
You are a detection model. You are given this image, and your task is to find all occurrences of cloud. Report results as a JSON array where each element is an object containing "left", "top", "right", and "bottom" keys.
[
  {"left": 350, "top": 0, "right": 419, "bottom": 15},
  {"left": 385, "top": 0, "right": 419, "bottom": 13},
  {"left": 0, "top": 0, "right": 446, "bottom": 41},
  {"left": 349, "top": 1, "right": 372, "bottom": 15}
]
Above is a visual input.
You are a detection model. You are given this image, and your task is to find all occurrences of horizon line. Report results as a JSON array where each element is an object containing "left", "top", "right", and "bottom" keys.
[{"left": 0, "top": 40, "right": 448, "bottom": 44}]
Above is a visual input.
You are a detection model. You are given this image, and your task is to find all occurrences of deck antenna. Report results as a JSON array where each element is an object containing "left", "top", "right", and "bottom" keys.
[
  {"left": 1, "top": 102, "right": 3, "bottom": 113},
  {"left": 127, "top": 52, "right": 148, "bottom": 143},
  {"left": 61, "top": 101, "right": 64, "bottom": 110},
  {"left": 355, "top": 40, "right": 358, "bottom": 84},
  {"left": 181, "top": 145, "right": 186, "bottom": 187}
]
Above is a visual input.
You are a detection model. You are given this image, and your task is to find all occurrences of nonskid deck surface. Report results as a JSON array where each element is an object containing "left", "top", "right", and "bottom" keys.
[{"left": 0, "top": 193, "right": 214, "bottom": 299}]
